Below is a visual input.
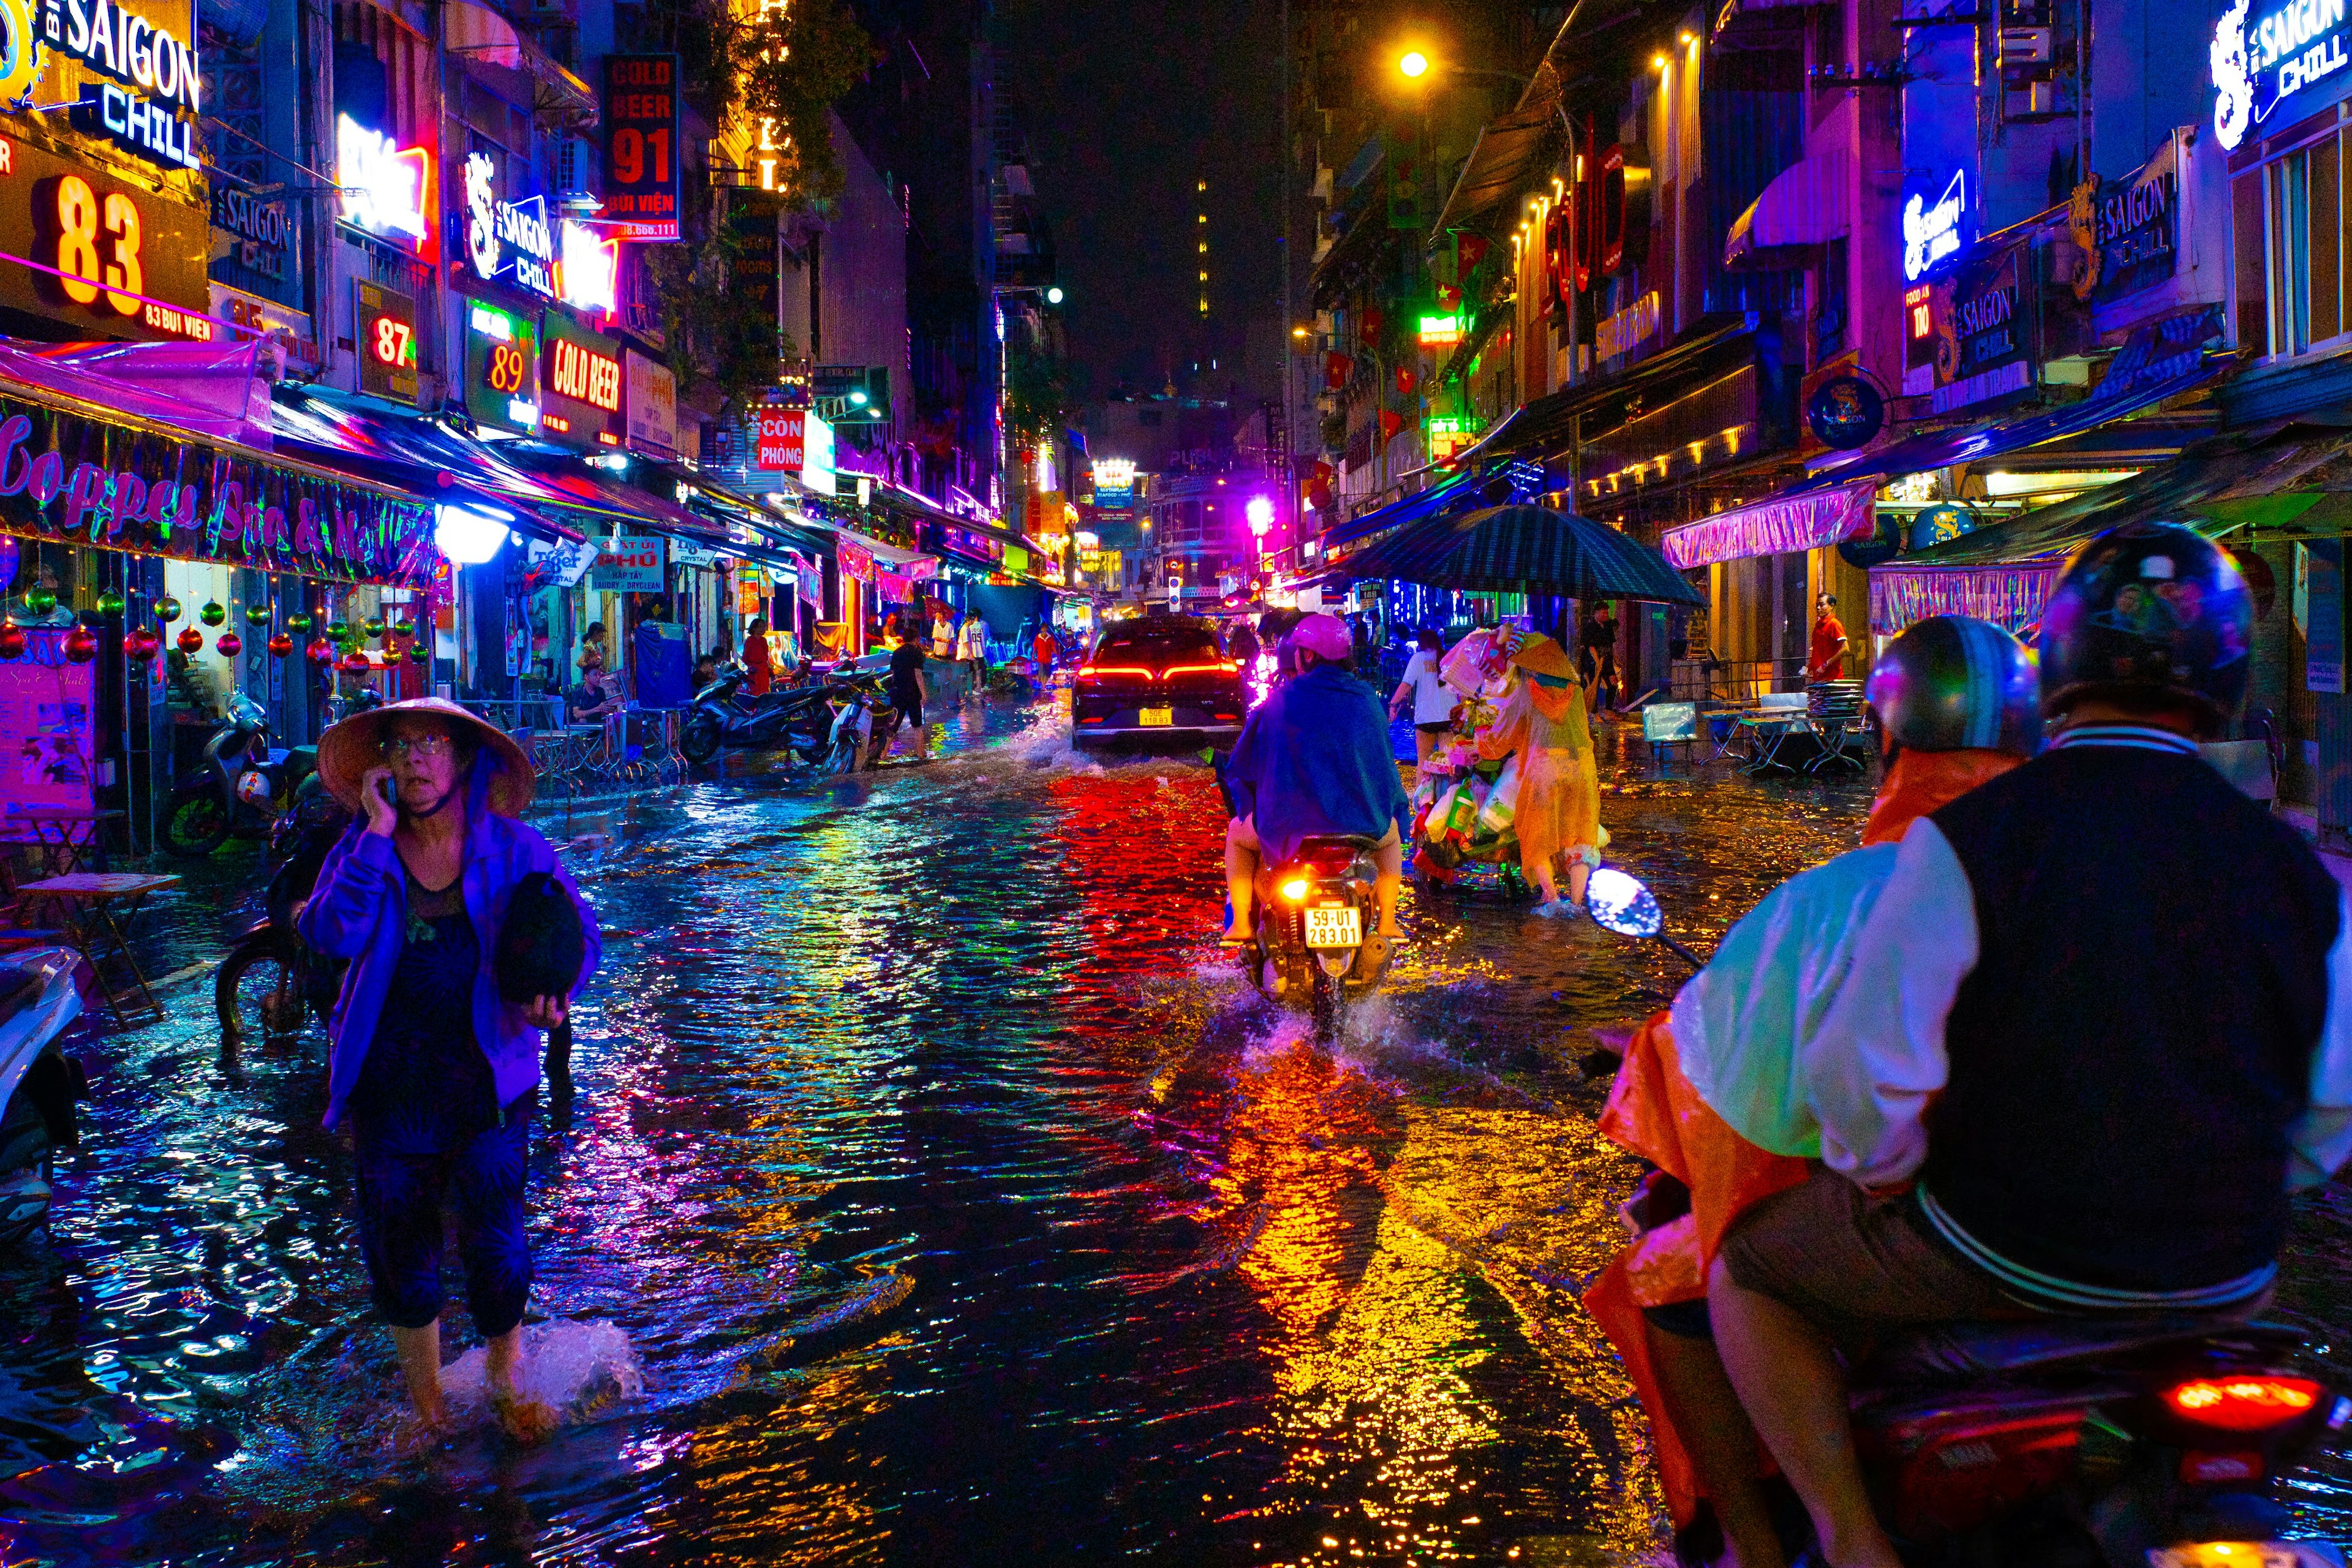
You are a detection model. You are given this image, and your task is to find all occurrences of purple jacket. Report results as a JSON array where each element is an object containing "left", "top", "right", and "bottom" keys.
[{"left": 298, "top": 769, "right": 600, "bottom": 1129}]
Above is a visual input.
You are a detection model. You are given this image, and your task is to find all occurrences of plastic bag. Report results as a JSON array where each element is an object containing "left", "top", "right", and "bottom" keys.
[{"left": 1475, "top": 753, "right": 1521, "bottom": 835}]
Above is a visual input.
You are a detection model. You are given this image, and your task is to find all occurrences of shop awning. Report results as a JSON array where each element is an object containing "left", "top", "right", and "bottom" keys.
[
  {"left": 1660, "top": 481, "right": 1876, "bottom": 568},
  {"left": 0, "top": 339, "right": 278, "bottom": 446},
  {"left": 1463, "top": 322, "right": 1757, "bottom": 464},
  {"left": 1724, "top": 149, "right": 1850, "bottom": 270},
  {"left": 492, "top": 445, "right": 734, "bottom": 546},
  {"left": 1323, "top": 467, "right": 1494, "bottom": 551},
  {"left": 1804, "top": 311, "right": 2236, "bottom": 494},
  {"left": 1427, "top": 97, "right": 1562, "bottom": 244},
  {"left": 270, "top": 393, "right": 590, "bottom": 543}
]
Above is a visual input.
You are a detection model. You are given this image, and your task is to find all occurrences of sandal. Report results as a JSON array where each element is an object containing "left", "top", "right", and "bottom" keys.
[{"left": 1219, "top": 928, "right": 1256, "bottom": 946}]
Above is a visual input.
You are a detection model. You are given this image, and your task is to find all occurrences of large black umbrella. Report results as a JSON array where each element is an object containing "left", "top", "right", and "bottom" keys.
[{"left": 1338, "top": 503, "right": 1705, "bottom": 605}]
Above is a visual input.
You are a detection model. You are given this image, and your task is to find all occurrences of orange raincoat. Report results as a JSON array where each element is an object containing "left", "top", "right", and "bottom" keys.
[
  {"left": 1474, "top": 673, "right": 1603, "bottom": 876},
  {"left": 1582, "top": 745, "right": 2023, "bottom": 1526}
]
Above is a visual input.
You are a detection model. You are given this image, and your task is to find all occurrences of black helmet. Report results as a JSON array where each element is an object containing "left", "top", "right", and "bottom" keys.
[
  {"left": 2035, "top": 523, "right": 2252, "bottom": 734},
  {"left": 494, "top": 872, "right": 586, "bottom": 1006},
  {"left": 1864, "top": 616, "right": 2043, "bottom": 756}
]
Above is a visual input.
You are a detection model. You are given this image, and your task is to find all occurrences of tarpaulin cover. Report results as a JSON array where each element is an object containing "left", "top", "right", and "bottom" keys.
[
  {"left": 0, "top": 339, "right": 274, "bottom": 447},
  {"left": 1338, "top": 503, "right": 1705, "bottom": 604},
  {"left": 1868, "top": 562, "right": 2062, "bottom": 638},
  {"left": 1660, "top": 481, "right": 1875, "bottom": 568}
]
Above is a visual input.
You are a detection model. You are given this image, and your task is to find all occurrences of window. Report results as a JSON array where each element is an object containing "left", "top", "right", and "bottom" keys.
[{"left": 2266, "top": 127, "right": 2350, "bottom": 356}]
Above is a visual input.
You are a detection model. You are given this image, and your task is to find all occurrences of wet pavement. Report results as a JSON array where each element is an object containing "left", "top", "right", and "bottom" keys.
[{"left": 5, "top": 691, "right": 2352, "bottom": 1565}]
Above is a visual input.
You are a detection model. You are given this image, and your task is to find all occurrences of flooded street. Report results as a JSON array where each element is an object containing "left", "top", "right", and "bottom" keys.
[{"left": 7, "top": 693, "right": 2352, "bottom": 1566}]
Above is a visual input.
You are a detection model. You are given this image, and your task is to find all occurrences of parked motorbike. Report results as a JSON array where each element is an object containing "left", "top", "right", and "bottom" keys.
[
  {"left": 1587, "top": 866, "right": 2352, "bottom": 1568},
  {"left": 214, "top": 774, "right": 349, "bottom": 1052},
  {"left": 1244, "top": 834, "right": 1386, "bottom": 1041},
  {"left": 680, "top": 663, "right": 842, "bottom": 766},
  {"left": 159, "top": 695, "right": 317, "bottom": 858},
  {"left": 0, "top": 948, "right": 85, "bottom": 1248},
  {"left": 826, "top": 674, "right": 902, "bottom": 772}
]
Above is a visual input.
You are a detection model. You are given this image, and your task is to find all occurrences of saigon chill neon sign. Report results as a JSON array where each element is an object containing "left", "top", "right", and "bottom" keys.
[{"left": 2213, "top": 0, "right": 2352, "bottom": 150}]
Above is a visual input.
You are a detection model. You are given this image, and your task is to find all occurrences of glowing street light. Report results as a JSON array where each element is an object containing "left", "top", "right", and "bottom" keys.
[
  {"left": 1246, "top": 496, "right": 1274, "bottom": 536},
  {"left": 1046, "top": 286, "right": 1065, "bottom": 304},
  {"left": 1398, "top": 49, "right": 1430, "bottom": 78}
]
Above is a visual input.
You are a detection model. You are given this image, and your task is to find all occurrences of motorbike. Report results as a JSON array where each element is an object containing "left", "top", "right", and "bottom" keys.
[
  {"left": 159, "top": 695, "right": 316, "bottom": 858},
  {"left": 1244, "top": 834, "right": 1387, "bottom": 1041},
  {"left": 679, "top": 663, "right": 843, "bottom": 766},
  {"left": 214, "top": 773, "right": 350, "bottom": 1052},
  {"left": 826, "top": 673, "right": 902, "bottom": 771},
  {"left": 0, "top": 947, "right": 85, "bottom": 1248},
  {"left": 1586, "top": 866, "right": 2352, "bottom": 1568}
]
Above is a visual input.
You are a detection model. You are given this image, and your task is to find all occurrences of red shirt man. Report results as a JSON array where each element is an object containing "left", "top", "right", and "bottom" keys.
[{"left": 1808, "top": 593, "right": 1849, "bottom": 682}]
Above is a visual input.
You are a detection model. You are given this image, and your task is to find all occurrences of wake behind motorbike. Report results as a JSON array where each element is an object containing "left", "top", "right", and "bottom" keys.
[
  {"left": 0, "top": 947, "right": 85, "bottom": 1248},
  {"left": 160, "top": 695, "right": 315, "bottom": 858},
  {"left": 1244, "top": 834, "right": 1386, "bottom": 1041},
  {"left": 1587, "top": 866, "right": 2351, "bottom": 1568}
]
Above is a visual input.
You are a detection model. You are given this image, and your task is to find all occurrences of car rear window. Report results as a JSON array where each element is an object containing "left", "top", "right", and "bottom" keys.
[{"left": 1098, "top": 625, "right": 1219, "bottom": 662}]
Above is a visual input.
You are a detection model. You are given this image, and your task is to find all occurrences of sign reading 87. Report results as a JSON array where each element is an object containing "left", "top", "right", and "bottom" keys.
[{"left": 53, "top": 175, "right": 143, "bottom": 316}]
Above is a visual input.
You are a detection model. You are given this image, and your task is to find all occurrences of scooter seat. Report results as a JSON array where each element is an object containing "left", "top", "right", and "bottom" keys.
[{"left": 1862, "top": 1314, "right": 2303, "bottom": 1385}]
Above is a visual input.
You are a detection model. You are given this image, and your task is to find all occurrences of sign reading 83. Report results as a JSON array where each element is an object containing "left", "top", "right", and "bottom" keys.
[{"left": 53, "top": 174, "right": 142, "bottom": 315}]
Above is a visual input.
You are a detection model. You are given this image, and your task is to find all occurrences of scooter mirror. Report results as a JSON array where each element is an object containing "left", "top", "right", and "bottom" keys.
[{"left": 1586, "top": 867, "right": 1664, "bottom": 940}]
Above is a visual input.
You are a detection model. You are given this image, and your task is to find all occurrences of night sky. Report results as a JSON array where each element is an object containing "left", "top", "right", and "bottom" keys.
[{"left": 999, "top": 0, "right": 1286, "bottom": 399}]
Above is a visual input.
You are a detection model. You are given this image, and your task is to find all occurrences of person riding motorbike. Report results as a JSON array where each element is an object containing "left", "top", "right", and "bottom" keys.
[
  {"left": 1588, "top": 614, "right": 2041, "bottom": 1568},
  {"left": 1221, "top": 612, "right": 1411, "bottom": 962},
  {"left": 1706, "top": 524, "right": 2352, "bottom": 1568}
]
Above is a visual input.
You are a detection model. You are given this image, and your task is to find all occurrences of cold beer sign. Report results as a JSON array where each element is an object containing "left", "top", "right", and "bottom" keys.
[{"left": 601, "top": 55, "right": 680, "bottom": 241}]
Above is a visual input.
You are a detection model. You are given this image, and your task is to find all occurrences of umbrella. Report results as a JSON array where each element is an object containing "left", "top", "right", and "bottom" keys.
[{"left": 1338, "top": 503, "right": 1705, "bottom": 605}]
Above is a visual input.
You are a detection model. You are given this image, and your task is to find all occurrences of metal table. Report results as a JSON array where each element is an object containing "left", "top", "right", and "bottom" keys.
[
  {"left": 4, "top": 807, "right": 124, "bottom": 876},
  {"left": 20, "top": 872, "right": 179, "bottom": 1026}
]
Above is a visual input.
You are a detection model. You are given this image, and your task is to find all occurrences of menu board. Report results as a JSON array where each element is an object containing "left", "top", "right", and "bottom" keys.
[{"left": 0, "top": 628, "right": 96, "bottom": 828}]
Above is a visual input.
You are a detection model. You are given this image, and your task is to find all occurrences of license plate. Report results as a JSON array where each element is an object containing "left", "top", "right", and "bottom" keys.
[
  {"left": 2150, "top": 1546, "right": 2348, "bottom": 1568},
  {"left": 1139, "top": 707, "right": 1174, "bottom": 726},
  {"left": 1304, "top": 905, "right": 1362, "bottom": 949}
]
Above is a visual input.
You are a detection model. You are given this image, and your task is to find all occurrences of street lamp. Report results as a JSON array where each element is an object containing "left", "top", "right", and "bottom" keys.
[
  {"left": 1398, "top": 49, "right": 1430, "bottom": 78},
  {"left": 1046, "top": 286, "right": 1065, "bottom": 304}
]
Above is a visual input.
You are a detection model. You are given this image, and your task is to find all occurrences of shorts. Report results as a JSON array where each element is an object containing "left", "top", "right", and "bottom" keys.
[
  {"left": 355, "top": 1106, "right": 533, "bottom": 1336},
  {"left": 892, "top": 691, "right": 924, "bottom": 731},
  {"left": 1717, "top": 1167, "right": 2021, "bottom": 1337},
  {"left": 1415, "top": 722, "right": 1449, "bottom": 736}
]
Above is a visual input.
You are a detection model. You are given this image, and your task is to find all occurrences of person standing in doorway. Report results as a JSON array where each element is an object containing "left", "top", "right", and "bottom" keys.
[
  {"left": 1581, "top": 604, "right": 1621, "bottom": 712},
  {"left": 959, "top": 610, "right": 987, "bottom": 692},
  {"left": 742, "top": 616, "right": 774, "bottom": 696},
  {"left": 1808, "top": 592, "right": 1850, "bottom": 683}
]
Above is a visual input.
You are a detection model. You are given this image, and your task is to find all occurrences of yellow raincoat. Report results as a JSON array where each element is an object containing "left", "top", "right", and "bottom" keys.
[{"left": 1474, "top": 669, "right": 1602, "bottom": 877}]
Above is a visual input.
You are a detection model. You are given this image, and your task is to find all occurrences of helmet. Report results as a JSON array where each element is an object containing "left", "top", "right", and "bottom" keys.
[
  {"left": 235, "top": 767, "right": 276, "bottom": 808},
  {"left": 1866, "top": 616, "right": 2043, "bottom": 756},
  {"left": 2035, "top": 523, "right": 2252, "bottom": 733},
  {"left": 1285, "top": 612, "right": 1352, "bottom": 665}
]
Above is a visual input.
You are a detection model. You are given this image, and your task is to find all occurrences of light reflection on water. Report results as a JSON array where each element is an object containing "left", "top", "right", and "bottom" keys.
[{"left": 7, "top": 700, "right": 2346, "bottom": 1564}]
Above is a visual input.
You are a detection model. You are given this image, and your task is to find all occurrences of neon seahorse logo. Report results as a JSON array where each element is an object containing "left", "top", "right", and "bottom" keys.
[
  {"left": 465, "top": 151, "right": 499, "bottom": 281},
  {"left": 2213, "top": 0, "right": 2256, "bottom": 150}
]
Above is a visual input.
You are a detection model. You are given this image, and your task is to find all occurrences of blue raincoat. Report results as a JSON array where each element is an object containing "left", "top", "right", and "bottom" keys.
[{"left": 1225, "top": 663, "right": 1411, "bottom": 864}]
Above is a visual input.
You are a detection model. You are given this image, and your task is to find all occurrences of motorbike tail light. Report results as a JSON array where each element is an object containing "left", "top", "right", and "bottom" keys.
[
  {"left": 1279, "top": 878, "right": 1311, "bottom": 902},
  {"left": 2164, "top": 1378, "right": 2321, "bottom": 1432},
  {"left": 1864, "top": 1402, "right": 2087, "bottom": 1537}
]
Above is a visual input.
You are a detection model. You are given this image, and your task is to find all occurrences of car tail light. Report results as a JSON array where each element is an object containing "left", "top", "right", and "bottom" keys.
[
  {"left": 1080, "top": 665, "right": 1153, "bottom": 685},
  {"left": 2163, "top": 1378, "right": 2321, "bottom": 1432},
  {"left": 1164, "top": 662, "right": 1238, "bottom": 677}
]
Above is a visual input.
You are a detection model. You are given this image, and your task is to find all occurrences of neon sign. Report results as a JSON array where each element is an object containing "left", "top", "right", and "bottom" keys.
[
  {"left": 1417, "top": 312, "right": 1464, "bottom": 345},
  {"left": 556, "top": 219, "right": 620, "bottom": 315},
  {"left": 1902, "top": 169, "right": 1967, "bottom": 282},
  {"left": 2212, "top": 0, "right": 2350, "bottom": 150},
  {"left": 548, "top": 336, "right": 620, "bottom": 413},
  {"left": 51, "top": 0, "right": 202, "bottom": 111},
  {"left": 464, "top": 151, "right": 553, "bottom": 296},
  {"left": 337, "top": 115, "right": 432, "bottom": 251}
]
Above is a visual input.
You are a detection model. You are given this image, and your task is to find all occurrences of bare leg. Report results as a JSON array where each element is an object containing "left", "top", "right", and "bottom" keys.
[
  {"left": 1373, "top": 828, "right": 1404, "bottom": 936},
  {"left": 1528, "top": 850, "right": 1562, "bottom": 906},
  {"left": 1647, "top": 1323, "right": 1789, "bottom": 1568},
  {"left": 1412, "top": 728, "right": 1436, "bottom": 770},
  {"left": 1708, "top": 1256, "right": 1901, "bottom": 1568},
  {"left": 485, "top": 1325, "right": 556, "bottom": 1444},
  {"left": 1567, "top": 853, "right": 1593, "bottom": 907},
  {"left": 391, "top": 1321, "right": 448, "bottom": 1427},
  {"left": 1224, "top": 817, "right": 1261, "bottom": 940}
]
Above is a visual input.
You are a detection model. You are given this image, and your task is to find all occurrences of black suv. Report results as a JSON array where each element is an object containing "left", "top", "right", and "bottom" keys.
[{"left": 1071, "top": 616, "right": 1246, "bottom": 748}]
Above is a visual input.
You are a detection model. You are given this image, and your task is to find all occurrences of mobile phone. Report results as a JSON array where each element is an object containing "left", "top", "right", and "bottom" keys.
[{"left": 376, "top": 775, "right": 396, "bottom": 805}]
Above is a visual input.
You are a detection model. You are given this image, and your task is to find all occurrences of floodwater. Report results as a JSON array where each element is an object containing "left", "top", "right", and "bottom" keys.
[{"left": 4, "top": 693, "right": 2351, "bottom": 1566}]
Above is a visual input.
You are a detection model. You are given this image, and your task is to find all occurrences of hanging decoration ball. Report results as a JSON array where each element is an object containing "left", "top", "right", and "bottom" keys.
[
  {"left": 25, "top": 586, "right": 55, "bottom": 615},
  {"left": 95, "top": 588, "right": 124, "bottom": 616},
  {"left": 285, "top": 610, "right": 312, "bottom": 633},
  {"left": 324, "top": 619, "right": 350, "bottom": 644},
  {"left": 306, "top": 637, "right": 335, "bottom": 667},
  {"left": 216, "top": 631, "right": 243, "bottom": 658},
  {"left": 122, "top": 629, "right": 160, "bottom": 664},
  {"left": 155, "top": 594, "right": 182, "bottom": 624},
  {"left": 337, "top": 649, "right": 371, "bottom": 673},
  {"left": 199, "top": 600, "right": 227, "bottom": 627},
  {"left": 246, "top": 603, "right": 273, "bottom": 627},
  {"left": 176, "top": 626, "right": 205, "bottom": 655},
  {"left": 0, "top": 620, "right": 24, "bottom": 661},
  {"left": 363, "top": 615, "right": 388, "bottom": 639},
  {"left": 62, "top": 623, "right": 97, "bottom": 663},
  {"left": 409, "top": 644, "right": 431, "bottom": 666},
  {"left": 267, "top": 631, "right": 293, "bottom": 658}
]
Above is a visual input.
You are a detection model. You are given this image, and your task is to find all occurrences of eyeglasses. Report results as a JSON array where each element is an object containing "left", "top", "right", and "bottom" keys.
[{"left": 382, "top": 734, "right": 454, "bottom": 761}]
